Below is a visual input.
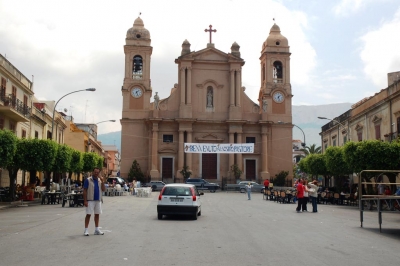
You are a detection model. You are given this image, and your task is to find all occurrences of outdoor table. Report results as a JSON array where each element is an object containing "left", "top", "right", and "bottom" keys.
[
  {"left": 41, "top": 192, "right": 61, "bottom": 205},
  {"left": 62, "top": 193, "right": 84, "bottom": 207}
]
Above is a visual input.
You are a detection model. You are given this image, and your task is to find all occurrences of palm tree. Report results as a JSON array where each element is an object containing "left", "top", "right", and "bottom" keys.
[
  {"left": 301, "top": 144, "right": 322, "bottom": 156},
  {"left": 295, "top": 144, "right": 322, "bottom": 161}
]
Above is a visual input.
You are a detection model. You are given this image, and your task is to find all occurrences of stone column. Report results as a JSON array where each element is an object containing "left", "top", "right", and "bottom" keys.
[
  {"left": 230, "top": 70, "right": 235, "bottom": 106},
  {"left": 150, "top": 122, "right": 160, "bottom": 179},
  {"left": 180, "top": 67, "right": 185, "bottom": 104},
  {"left": 236, "top": 132, "right": 243, "bottom": 179},
  {"left": 228, "top": 133, "right": 234, "bottom": 177},
  {"left": 260, "top": 132, "right": 270, "bottom": 180},
  {"left": 187, "top": 130, "right": 193, "bottom": 171},
  {"left": 187, "top": 67, "right": 192, "bottom": 104},
  {"left": 235, "top": 70, "right": 241, "bottom": 106},
  {"left": 177, "top": 130, "right": 184, "bottom": 178}
]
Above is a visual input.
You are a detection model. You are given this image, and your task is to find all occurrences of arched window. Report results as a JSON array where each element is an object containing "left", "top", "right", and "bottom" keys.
[
  {"left": 272, "top": 61, "right": 283, "bottom": 83},
  {"left": 206, "top": 86, "right": 213, "bottom": 108},
  {"left": 262, "top": 64, "right": 266, "bottom": 81},
  {"left": 133, "top": 55, "right": 143, "bottom": 79}
]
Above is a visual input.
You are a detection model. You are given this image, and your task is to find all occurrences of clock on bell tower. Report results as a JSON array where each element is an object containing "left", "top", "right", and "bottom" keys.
[{"left": 122, "top": 16, "right": 153, "bottom": 110}]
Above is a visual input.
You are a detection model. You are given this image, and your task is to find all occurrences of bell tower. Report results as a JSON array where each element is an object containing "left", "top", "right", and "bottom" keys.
[
  {"left": 259, "top": 23, "right": 292, "bottom": 119},
  {"left": 122, "top": 17, "right": 153, "bottom": 112}
]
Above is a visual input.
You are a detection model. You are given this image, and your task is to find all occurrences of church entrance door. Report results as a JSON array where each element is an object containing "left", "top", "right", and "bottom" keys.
[
  {"left": 245, "top": 159, "right": 256, "bottom": 181},
  {"left": 162, "top": 158, "right": 173, "bottom": 181},
  {"left": 202, "top": 154, "right": 217, "bottom": 179}
]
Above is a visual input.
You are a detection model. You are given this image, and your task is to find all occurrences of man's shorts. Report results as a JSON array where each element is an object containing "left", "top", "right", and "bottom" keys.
[{"left": 86, "top": 200, "right": 102, "bottom": 215}]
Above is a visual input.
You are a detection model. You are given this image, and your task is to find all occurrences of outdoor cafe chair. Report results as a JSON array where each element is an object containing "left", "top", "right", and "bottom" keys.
[{"left": 333, "top": 193, "right": 340, "bottom": 205}]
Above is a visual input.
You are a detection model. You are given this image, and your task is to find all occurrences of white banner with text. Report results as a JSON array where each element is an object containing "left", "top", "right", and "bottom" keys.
[{"left": 184, "top": 143, "right": 254, "bottom": 154}]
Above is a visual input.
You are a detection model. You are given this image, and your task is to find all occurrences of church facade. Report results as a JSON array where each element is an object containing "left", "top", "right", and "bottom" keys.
[{"left": 120, "top": 17, "right": 294, "bottom": 184}]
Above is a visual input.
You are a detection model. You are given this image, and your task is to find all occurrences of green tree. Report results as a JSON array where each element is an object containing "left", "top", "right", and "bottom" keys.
[
  {"left": 69, "top": 150, "right": 83, "bottom": 180},
  {"left": 82, "top": 152, "right": 98, "bottom": 173},
  {"left": 128, "top": 160, "right": 145, "bottom": 183},
  {"left": 18, "top": 139, "right": 58, "bottom": 187},
  {"left": 302, "top": 153, "right": 328, "bottom": 180},
  {"left": 52, "top": 144, "right": 73, "bottom": 183},
  {"left": 230, "top": 164, "right": 243, "bottom": 181},
  {"left": 96, "top": 155, "right": 104, "bottom": 170},
  {"left": 0, "top": 130, "right": 18, "bottom": 201},
  {"left": 343, "top": 140, "right": 400, "bottom": 190},
  {"left": 273, "top": 171, "right": 289, "bottom": 186},
  {"left": 324, "top": 146, "right": 352, "bottom": 192},
  {"left": 0, "top": 130, "right": 17, "bottom": 168},
  {"left": 179, "top": 165, "right": 192, "bottom": 180}
]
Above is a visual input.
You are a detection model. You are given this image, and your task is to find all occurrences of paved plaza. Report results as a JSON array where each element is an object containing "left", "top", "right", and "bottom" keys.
[{"left": 0, "top": 192, "right": 399, "bottom": 266}]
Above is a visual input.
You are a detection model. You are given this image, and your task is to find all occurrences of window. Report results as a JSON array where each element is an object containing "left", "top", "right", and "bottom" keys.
[
  {"left": 343, "top": 136, "right": 347, "bottom": 144},
  {"left": 9, "top": 121, "right": 15, "bottom": 133},
  {"left": 35, "top": 131, "right": 39, "bottom": 139},
  {"left": 22, "top": 129, "right": 26, "bottom": 138},
  {"left": 375, "top": 124, "right": 381, "bottom": 140},
  {"left": 0, "top": 117, "right": 4, "bottom": 129},
  {"left": 357, "top": 132, "right": 362, "bottom": 141},
  {"left": 47, "top": 130, "right": 52, "bottom": 139},
  {"left": 324, "top": 144, "right": 327, "bottom": 150},
  {"left": 262, "top": 65, "right": 266, "bottom": 81},
  {"left": 11, "top": 86, "right": 17, "bottom": 107},
  {"left": 163, "top": 134, "right": 173, "bottom": 143},
  {"left": 246, "top": 137, "right": 256, "bottom": 144},
  {"left": 132, "top": 55, "right": 143, "bottom": 79},
  {"left": 333, "top": 139, "right": 336, "bottom": 146},
  {"left": 272, "top": 61, "right": 283, "bottom": 82},
  {"left": 0, "top": 78, "right": 6, "bottom": 100}
]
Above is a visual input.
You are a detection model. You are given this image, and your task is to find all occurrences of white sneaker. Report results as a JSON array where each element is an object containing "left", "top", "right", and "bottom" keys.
[
  {"left": 94, "top": 229, "right": 104, "bottom": 235},
  {"left": 84, "top": 231, "right": 89, "bottom": 236}
]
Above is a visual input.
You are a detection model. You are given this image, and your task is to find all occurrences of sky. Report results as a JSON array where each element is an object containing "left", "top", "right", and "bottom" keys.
[{"left": 0, "top": 0, "right": 399, "bottom": 136}]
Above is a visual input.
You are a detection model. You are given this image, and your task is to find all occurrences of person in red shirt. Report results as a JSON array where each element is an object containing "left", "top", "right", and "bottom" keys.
[
  {"left": 263, "top": 179, "right": 270, "bottom": 191},
  {"left": 296, "top": 179, "right": 305, "bottom": 213}
]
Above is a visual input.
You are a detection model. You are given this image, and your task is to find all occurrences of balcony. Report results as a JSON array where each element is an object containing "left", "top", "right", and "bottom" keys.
[{"left": 0, "top": 92, "right": 31, "bottom": 122}]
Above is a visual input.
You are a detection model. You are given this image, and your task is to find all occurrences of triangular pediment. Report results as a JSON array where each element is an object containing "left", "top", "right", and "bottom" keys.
[
  {"left": 180, "top": 47, "right": 242, "bottom": 62},
  {"left": 195, "top": 133, "right": 225, "bottom": 143}
]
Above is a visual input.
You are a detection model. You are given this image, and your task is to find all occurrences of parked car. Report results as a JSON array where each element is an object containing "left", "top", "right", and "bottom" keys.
[
  {"left": 237, "top": 181, "right": 265, "bottom": 193},
  {"left": 144, "top": 181, "right": 166, "bottom": 191},
  {"left": 157, "top": 184, "right": 203, "bottom": 220},
  {"left": 106, "top": 177, "right": 126, "bottom": 186},
  {"left": 185, "top": 178, "right": 220, "bottom": 192}
]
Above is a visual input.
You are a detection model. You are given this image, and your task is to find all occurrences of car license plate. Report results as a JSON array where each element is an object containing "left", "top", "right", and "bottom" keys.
[{"left": 170, "top": 198, "right": 183, "bottom": 202}]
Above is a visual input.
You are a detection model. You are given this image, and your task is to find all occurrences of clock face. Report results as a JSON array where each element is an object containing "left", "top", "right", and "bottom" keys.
[
  {"left": 131, "top": 87, "right": 143, "bottom": 98},
  {"left": 273, "top": 91, "right": 284, "bottom": 103}
]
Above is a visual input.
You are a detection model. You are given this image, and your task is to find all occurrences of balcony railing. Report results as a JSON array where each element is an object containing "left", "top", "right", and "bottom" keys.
[{"left": 0, "top": 92, "right": 31, "bottom": 119}]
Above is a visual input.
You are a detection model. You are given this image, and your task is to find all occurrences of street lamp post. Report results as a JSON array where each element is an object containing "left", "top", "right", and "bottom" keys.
[
  {"left": 278, "top": 121, "right": 306, "bottom": 147},
  {"left": 317, "top": 116, "right": 351, "bottom": 145},
  {"left": 96, "top": 120, "right": 116, "bottom": 125},
  {"left": 51, "top": 88, "right": 96, "bottom": 140}
]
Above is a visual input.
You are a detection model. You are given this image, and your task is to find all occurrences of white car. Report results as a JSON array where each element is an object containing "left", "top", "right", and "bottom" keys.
[{"left": 157, "top": 184, "right": 203, "bottom": 220}]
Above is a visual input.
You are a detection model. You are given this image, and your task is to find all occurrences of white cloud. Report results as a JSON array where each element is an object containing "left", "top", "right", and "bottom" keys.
[
  {"left": 333, "top": 0, "right": 366, "bottom": 16},
  {"left": 359, "top": 8, "right": 400, "bottom": 88}
]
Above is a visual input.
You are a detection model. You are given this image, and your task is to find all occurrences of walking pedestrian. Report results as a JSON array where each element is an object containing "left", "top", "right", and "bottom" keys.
[
  {"left": 308, "top": 180, "right": 318, "bottom": 212},
  {"left": 83, "top": 167, "right": 106, "bottom": 236},
  {"left": 246, "top": 182, "right": 253, "bottom": 200}
]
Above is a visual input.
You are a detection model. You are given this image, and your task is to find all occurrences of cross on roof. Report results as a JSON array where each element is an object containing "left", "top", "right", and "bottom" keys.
[{"left": 204, "top": 25, "right": 217, "bottom": 44}]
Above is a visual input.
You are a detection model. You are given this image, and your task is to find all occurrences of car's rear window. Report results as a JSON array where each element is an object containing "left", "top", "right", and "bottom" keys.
[{"left": 162, "top": 187, "right": 192, "bottom": 196}]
